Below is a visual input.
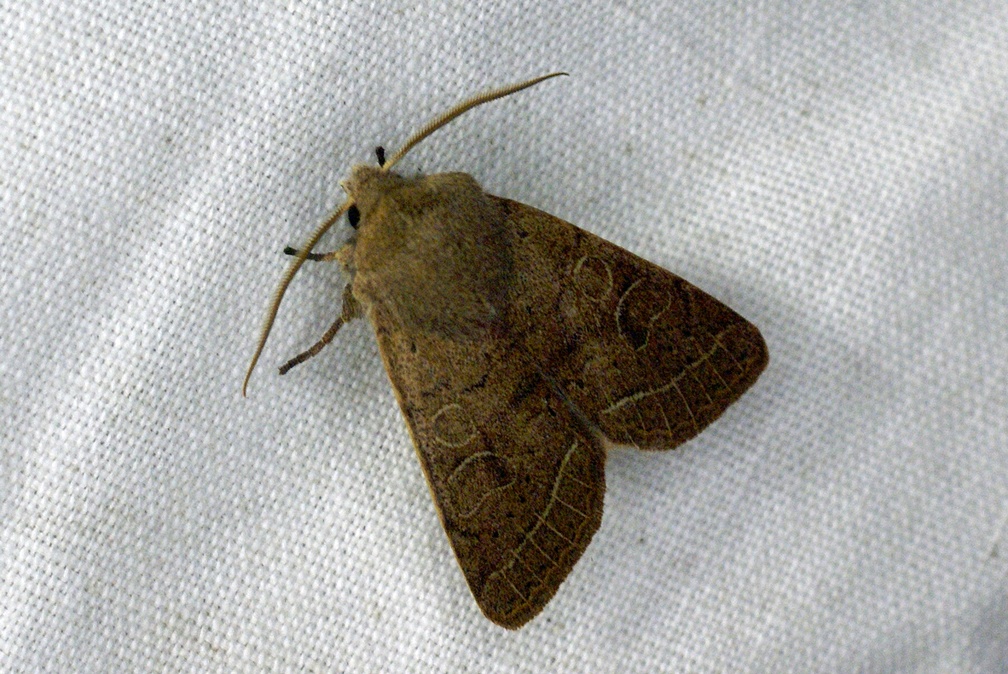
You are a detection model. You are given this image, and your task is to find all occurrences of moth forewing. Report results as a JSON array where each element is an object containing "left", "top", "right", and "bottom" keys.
[{"left": 246, "top": 73, "right": 768, "bottom": 629}]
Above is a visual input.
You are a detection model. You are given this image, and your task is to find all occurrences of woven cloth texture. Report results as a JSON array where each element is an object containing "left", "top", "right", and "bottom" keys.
[{"left": 2, "top": 2, "right": 1006, "bottom": 672}]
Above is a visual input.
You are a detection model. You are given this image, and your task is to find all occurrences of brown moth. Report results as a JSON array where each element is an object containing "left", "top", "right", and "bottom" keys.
[{"left": 243, "top": 73, "right": 768, "bottom": 629}]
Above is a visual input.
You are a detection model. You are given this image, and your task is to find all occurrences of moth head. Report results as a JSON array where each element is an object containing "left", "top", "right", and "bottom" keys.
[{"left": 341, "top": 164, "right": 406, "bottom": 228}]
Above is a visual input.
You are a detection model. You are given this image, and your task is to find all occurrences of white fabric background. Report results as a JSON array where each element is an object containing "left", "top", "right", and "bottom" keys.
[{"left": 2, "top": 1, "right": 1006, "bottom": 672}]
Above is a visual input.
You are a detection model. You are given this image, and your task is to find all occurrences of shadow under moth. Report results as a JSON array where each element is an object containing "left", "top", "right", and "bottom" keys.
[{"left": 243, "top": 73, "right": 768, "bottom": 629}]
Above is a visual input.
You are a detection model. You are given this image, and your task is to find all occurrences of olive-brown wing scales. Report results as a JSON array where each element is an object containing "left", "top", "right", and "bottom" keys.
[
  {"left": 367, "top": 197, "right": 766, "bottom": 627},
  {"left": 371, "top": 310, "right": 606, "bottom": 629},
  {"left": 498, "top": 197, "right": 769, "bottom": 451}
]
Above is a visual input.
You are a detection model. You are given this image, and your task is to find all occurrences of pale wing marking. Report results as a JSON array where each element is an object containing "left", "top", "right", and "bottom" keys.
[
  {"left": 484, "top": 440, "right": 583, "bottom": 594},
  {"left": 712, "top": 327, "right": 748, "bottom": 377},
  {"left": 670, "top": 379, "right": 701, "bottom": 434},
  {"left": 447, "top": 451, "right": 500, "bottom": 480},
  {"left": 445, "top": 451, "right": 516, "bottom": 520},
  {"left": 506, "top": 577, "right": 530, "bottom": 604},
  {"left": 555, "top": 496, "right": 588, "bottom": 518},
  {"left": 528, "top": 537, "right": 561, "bottom": 570},
  {"left": 431, "top": 402, "right": 479, "bottom": 447},
  {"left": 601, "top": 333, "right": 735, "bottom": 418}
]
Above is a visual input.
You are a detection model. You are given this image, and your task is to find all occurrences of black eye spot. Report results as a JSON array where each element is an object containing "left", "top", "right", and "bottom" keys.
[
  {"left": 375, "top": 146, "right": 386, "bottom": 167},
  {"left": 347, "top": 205, "right": 360, "bottom": 229}
]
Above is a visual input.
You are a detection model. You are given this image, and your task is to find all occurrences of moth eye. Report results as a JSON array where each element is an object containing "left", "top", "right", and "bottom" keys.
[
  {"left": 347, "top": 204, "right": 360, "bottom": 229},
  {"left": 375, "top": 146, "right": 386, "bottom": 167}
]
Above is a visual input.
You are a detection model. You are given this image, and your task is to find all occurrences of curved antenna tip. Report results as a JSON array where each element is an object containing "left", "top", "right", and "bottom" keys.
[{"left": 383, "top": 71, "right": 571, "bottom": 172}]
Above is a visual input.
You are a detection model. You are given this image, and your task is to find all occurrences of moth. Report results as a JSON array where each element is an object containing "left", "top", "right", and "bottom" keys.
[{"left": 243, "top": 73, "right": 768, "bottom": 629}]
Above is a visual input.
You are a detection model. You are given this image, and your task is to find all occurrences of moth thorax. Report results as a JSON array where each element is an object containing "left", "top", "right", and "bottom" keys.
[{"left": 349, "top": 170, "right": 513, "bottom": 338}]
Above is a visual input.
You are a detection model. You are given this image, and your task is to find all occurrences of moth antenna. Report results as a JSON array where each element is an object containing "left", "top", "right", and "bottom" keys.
[
  {"left": 382, "top": 71, "right": 568, "bottom": 172},
  {"left": 243, "top": 200, "right": 351, "bottom": 396},
  {"left": 243, "top": 71, "right": 567, "bottom": 395}
]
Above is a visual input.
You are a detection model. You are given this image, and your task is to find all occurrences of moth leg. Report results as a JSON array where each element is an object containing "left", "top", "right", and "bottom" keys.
[
  {"left": 278, "top": 284, "right": 361, "bottom": 375},
  {"left": 282, "top": 246, "right": 341, "bottom": 262}
]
